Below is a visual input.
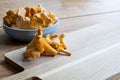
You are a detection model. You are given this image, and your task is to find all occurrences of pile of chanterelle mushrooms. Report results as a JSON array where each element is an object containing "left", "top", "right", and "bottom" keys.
[
  {"left": 25, "top": 28, "right": 71, "bottom": 58},
  {"left": 3, "top": 4, "right": 57, "bottom": 29}
]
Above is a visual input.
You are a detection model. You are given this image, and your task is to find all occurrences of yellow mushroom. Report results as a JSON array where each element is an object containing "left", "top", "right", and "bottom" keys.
[
  {"left": 25, "top": 28, "right": 58, "bottom": 58},
  {"left": 3, "top": 9, "right": 15, "bottom": 26},
  {"left": 46, "top": 34, "right": 71, "bottom": 56}
]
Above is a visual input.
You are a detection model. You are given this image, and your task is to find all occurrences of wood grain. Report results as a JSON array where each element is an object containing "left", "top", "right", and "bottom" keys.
[
  {"left": 1, "top": 11, "right": 120, "bottom": 57},
  {"left": 41, "top": 44, "right": 120, "bottom": 80},
  {"left": 1, "top": 11, "right": 120, "bottom": 79},
  {"left": 2, "top": 10, "right": 120, "bottom": 55},
  {"left": 4, "top": 22, "right": 120, "bottom": 69},
  {"left": 1, "top": 0, "right": 120, "bottom": 79},
  {"left": 3, "top": 23, "right": 120, "bottom": 80},
  {"left": 4, "top": 45, "right": 120, "bottom": 80}
]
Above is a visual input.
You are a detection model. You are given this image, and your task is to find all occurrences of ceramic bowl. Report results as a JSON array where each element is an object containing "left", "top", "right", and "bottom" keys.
[{"left": 3, "top": 20, "right": 59, "bottom": 41}]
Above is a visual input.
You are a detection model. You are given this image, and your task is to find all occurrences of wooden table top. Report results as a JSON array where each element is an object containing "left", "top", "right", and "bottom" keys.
[{"left": 0, "top": 0, "right": 120, "bottom": 79}]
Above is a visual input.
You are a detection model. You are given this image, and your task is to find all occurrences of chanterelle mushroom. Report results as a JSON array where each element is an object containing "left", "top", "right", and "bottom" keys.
[
  {"left": 25, "top": 28, "right": 71, "bottom": 59},
  {"left": 3, "top": 4, "right": 58, "bottom": 29}
]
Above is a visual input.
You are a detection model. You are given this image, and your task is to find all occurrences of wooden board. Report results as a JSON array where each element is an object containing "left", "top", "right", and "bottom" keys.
[
  {"left": 107, "top": 73, "right": 120, "bottom": 80},
  {"left": 3, "top": 43, "right": 120, "bottom": 80},
  {"left": 3, "top": 22, "right": 120, "bottom": 80},
  {"left": 1, "top": 12, "right": 120, "bottom": 79}
]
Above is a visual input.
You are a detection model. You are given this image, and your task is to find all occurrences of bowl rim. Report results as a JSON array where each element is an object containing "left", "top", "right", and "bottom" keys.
[{"left": 3, "top": 19, "right": 59, "bottom": 31}]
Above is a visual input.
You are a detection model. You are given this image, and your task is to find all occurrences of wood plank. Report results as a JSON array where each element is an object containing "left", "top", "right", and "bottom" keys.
[
  {"left": 0, "top": 59, "right": 19, "bottom": 79},
  {"left": 1, "top": 0, "right": 120, "bottom": 79},
  {"left": 41, "top": 44, "right": 120, "bottom": 80},
  {"left": 4, "top": 22, "right": 120, "bottom": 69},
  {"left": 107, "top": 73, "right": 120, "bottom": 80},
  {"left": 4, "top": 45, "right": 120, "bottom": 80},
  {"left": 1, "top": 11, "right": 120, "bottom": 57},
  {"left": 58, "top": 11, "right": 120, "bottom": 33},
  {"left": 1, "top": 12, "right": 120, "bottom": 79},
  {"left": 3, "top": 22, "right": 120, "bottom": 80},
  {"left": 1, "top": 0, "right": 120, "bottom": 25}
]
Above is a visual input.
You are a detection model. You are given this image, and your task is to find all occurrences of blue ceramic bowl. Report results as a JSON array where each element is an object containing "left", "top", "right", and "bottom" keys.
[{"left": 3, "top": 20, "right": 59, "bottom": 41}]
